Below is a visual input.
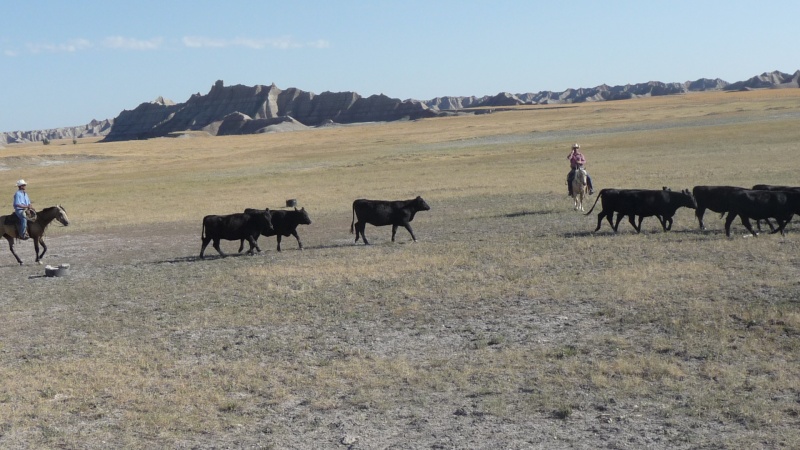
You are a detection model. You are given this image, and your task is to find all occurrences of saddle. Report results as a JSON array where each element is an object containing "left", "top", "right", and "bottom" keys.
[{"left": 3, "top": 209, "right": 37, "bottom": 225}]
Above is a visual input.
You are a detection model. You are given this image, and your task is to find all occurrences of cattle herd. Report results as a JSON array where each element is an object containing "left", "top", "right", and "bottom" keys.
[
  {"left": 585, "top": 184, "right": 800, "bottom": 237},
  {"left": 197, "top": 185, "right": 799, "bottom": 259},
  {"left": 199, "top": 196, "right": 431, "bottom": 259}
]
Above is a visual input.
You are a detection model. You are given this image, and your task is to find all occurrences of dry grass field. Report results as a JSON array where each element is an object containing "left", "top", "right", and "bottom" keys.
[{"left": 1, "top": 90, "right": 799, "bottom": 449}]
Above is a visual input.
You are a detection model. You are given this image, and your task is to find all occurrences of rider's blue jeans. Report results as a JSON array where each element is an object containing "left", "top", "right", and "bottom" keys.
[{"left": 14, "top": 209, "right": 27, "bottom": 236}]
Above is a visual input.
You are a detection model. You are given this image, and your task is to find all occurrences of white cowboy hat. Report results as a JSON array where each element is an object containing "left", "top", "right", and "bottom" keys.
[
  {"left": 572, "top": 143, "right": 580, "bottom": 149},
  {"left": 16, "top": 179, "right": 27, "bottom": 187}
]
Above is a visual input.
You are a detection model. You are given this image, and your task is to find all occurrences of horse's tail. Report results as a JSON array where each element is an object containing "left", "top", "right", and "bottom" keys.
[{"left": 584, "top": 189, "right": 605, "bottom": 216}]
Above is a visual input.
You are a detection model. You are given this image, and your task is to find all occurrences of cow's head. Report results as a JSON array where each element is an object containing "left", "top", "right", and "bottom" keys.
[
  {"left": 295, "top": 207, "right": 312, "bottom": 225},
  {"left": 681, "top": 189, "right": 697, "bottom": 209},
  {"left": 259, "top": 208, "right": 274, "bottom": 232},
  {"left": 415, "top": 196, "right": 431, "bottom": 212}
]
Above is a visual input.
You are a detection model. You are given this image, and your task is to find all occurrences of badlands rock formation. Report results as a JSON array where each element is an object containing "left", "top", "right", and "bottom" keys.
[
  {"left": 2, "top": 70, "right": 798, "bottom": 144},
  {"left": 102, "top": 80, "right": 438, "bottom": 141},
  {"left": 0, "top": 119, "right": 113, "bottom": 145}
]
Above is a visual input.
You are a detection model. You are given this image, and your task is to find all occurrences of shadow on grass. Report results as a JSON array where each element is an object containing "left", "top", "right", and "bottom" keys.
[{"left": 501, "top": 209, "right": 558, "bottom": 219}]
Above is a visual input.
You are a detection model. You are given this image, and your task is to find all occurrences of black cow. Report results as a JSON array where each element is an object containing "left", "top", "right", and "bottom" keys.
[
  {"left": 751, "top": 185, "right": 800, "bottom": 231},
  {"left": 237, "top": 207, "right": 312, "bottom": 252},
  {"left": 724, "top": 189, "right": 800, "bottom": 237},
  {"left": 692, "top": 185, "right": 747, "bottom": 230},
  {"left": 752, "top": 184, "right": 800, "bottom": 193},
  {"left": 585, "top": 188, "right": 696, "bottom": 233},
  {"left": 200, "top": 210, "right": 273, "bottom": 259},
  {"left": 351, "top": 196, "right": 430, "bottom": 245}
]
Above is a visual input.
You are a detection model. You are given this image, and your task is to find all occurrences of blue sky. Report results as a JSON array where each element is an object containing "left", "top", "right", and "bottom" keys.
[{"left": 2, "top": 1, "right": 798, "bottom": 132}]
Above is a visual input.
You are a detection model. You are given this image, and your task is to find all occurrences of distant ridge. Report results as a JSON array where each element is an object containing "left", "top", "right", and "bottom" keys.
[{"left": 2, "top": 70, "right": 798, "bottom": 144}]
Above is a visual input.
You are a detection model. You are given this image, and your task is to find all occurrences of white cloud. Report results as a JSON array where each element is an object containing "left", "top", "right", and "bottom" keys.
[
  {"left": 102, "top": 36, "right": 163, "bottom": 50},
  {"left": 183, "top": 36, "right": 330, "bottom": 50},
  {"left": 4, "top": 49, "right": 18, "bottom": 57},
  {"left": 26, "top": 38, "right": 92, "bottom": 54}
]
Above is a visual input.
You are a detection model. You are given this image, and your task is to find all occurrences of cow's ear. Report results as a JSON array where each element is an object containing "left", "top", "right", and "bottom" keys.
[{"left": 294, "top": 207, "right": 298, "bottom": 211}]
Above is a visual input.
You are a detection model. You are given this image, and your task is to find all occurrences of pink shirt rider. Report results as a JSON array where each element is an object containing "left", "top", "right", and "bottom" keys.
[{"left": 568, "top": 149, "right": 586, "bottom": 169}]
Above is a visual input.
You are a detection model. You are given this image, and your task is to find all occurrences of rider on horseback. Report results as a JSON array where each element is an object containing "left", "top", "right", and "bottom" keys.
[
  {"left": 13, "top": 179, "right": 32, "bottom": 240},
  {"left": 567, "top": 143, "right": 594, "bottom": 196}
]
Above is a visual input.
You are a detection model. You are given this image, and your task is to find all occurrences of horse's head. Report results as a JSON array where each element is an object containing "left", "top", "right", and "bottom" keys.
[{"left": 55, "top": 205, "right": 70, "bottom": 226}]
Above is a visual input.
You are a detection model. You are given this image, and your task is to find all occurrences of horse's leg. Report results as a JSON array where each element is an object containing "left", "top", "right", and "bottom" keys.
[
  {"left": 5, "top": 235, "right": 23, "bottom": 265},
  {"left": 34, "top": 236, "right": 48, "bottom": 264}
]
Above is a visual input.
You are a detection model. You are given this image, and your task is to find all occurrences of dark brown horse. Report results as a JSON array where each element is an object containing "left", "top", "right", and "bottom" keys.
[{"left": 1, "top": 205, "right": 70, "bottom": 265}]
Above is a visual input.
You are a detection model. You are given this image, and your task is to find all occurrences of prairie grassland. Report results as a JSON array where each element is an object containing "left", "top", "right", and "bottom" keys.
[{"left": 1, "top": 90, "right": 799, "bottom": 448}]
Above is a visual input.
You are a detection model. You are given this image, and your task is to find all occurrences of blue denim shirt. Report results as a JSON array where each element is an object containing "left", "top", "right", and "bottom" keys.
[{"left": 13, "top": 190, "right": 30, "bottom": 212}]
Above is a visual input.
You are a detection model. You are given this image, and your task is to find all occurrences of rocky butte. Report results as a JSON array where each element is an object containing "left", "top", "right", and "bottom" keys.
[{"left": 101, "top": 80, "right": 438, "bottom": 142}]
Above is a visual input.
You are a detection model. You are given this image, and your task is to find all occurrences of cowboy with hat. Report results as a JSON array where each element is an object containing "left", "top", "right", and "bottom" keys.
[{"left": 13, "top": 179, "right": 32, "bottom": 240}]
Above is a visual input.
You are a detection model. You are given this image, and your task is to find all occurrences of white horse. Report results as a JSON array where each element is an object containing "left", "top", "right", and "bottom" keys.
[{"left": 571, "top": 168, "right": 589, "bottom": 211}]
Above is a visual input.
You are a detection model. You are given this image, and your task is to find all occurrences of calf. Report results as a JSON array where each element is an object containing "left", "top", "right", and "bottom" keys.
[
  {"left": 200, "top": 210, "right": 273, "bottom": 259},
  {"left": 585, "top": 188, "right": 696, "bottom": 233},
  {"left": 692, "top": 185, "right": 746, "bottom": 230},
  {"left": 351, "top": 196, "right": 430, "bottom": 245},
  {"left": 724, "top": 189, "right": 800, "bottom": 237},
  {"left": 238, "top": 207, "right": 312, "bottom": 252}
]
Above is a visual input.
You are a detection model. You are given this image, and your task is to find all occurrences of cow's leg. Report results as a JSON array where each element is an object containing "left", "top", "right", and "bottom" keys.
[
  {"left": 212, "top": 238, "right": 226, "bottom": 257},
  {"left": 244, "top": 236, "right": 258, "bottom": 255},
  {"left": 696, "top": 207, "right": 707, "bottom": 230},
  {"left": 613, "top": 213, "right": 626, "bottom": 232},
  {"left": 402, "top": 224, "right": 417, "bottom": 242},
  {"left": 391, "top": 225, "right": 398, "bottom": 242},
  {"left": 656, "top": 215, "right": 668, "bottom": 231},
  {"left": 5, "top": 235, "right": 23, "bottom": 265},
  {"left": 291, "top": 230, "right": 303, "bottom": 250},
  {"left": 629, "top": 215, "right": 641, "bottom": 233},
  {"left": 771, "top": 219, "right": 787, "bottom": 235},
  {"left": 623, "top": 214, "right": 635, "bottom": 232},
  {"left": 238, "top": 239, "right": 245, "bottom": 253},
  {"left": 200, "top": 237, "right": 212, "bottom": 259},
  {"left": 354, "top": 221, "right": 362, "bottom": 243},
  {"left": 665, "top": 217, "right": 673, "bottom": 231},
  {"left": 740, "top": 217, "right": 758, "bottom": 236},
  {"left": 594, "top": 211, "right": 606, "bottom": 231},
  {"left": 276, "top": 235, "right": 282, "bottom": 252},
  {"left": 355, "top": 222, "right": 369, "bottom": 245},
  {"left": 724, "top": 213, "right": 737, "bottom": 237}
]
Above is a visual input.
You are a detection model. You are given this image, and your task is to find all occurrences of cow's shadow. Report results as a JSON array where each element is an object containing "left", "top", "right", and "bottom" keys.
[{"left": 500, "top": 209, "right": 556, "bottom": 219}]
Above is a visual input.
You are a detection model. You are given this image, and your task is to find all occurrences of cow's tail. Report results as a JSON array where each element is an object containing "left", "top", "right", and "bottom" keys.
[
  {"left": 584, "top": 189, "right": 604, "bottom": 216},
  {"left": 350, "top": 203, "right": 356, "bottom": 234}
]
